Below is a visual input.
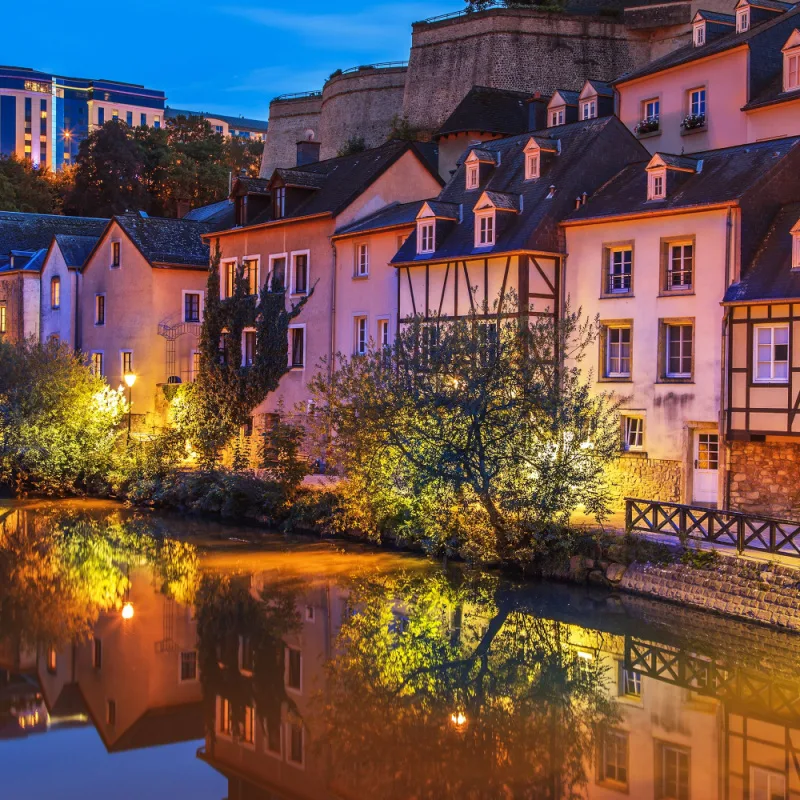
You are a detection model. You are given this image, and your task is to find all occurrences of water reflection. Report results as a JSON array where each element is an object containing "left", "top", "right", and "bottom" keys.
[{"left": 1, "top": 503, "right": 799, "bottom": 799}]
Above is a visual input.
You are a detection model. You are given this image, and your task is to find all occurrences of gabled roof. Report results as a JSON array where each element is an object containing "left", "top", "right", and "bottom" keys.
[
  {"left": 581, "top": 79, "right": 614, "bottom": 98},
  {"left": 231, "top": 177, "right": 271, "bottom": 197},
  {"left": 742, "top": 28, "right": 800, "bottom": 108},
  {"left": 269, "top": 169, "right": 327, "bottom": 190},
  {"left": 693, "top": 10, "right": 736, "bottom": 24},
  {"left": 649, "top": 153, "right": 700, "bottom": 171},
  {"left": 475, "top": 191, "right": 521, "bottom": 212},
  {"left": 110, "top": 213, "right": 214, "bottom": 268},
  {"left": 183, "top": 199, "right": 236, "bottom": 229},
  {"left": 393, "top": 116, "right": 647, "bottom": 264},
  {"left": 53, "top": 234, "right": 99, "bottom": 269},
  {"left": 420, "top": 200, "right": 461, "bottom": 219},
  {"left": 615, "top": 6, "right": 800, "bottom": 85},
  {"left": 724, "top": 202, "right": 800, "bottom": 302},
  {"left": 549, "top": 90, "right": 580, "bottom": 107},
  {"left": 0, "top": 248, "right": 46, "bottom": 274},
  {"left": 564, "top": 137, "right": 800, "bottom": 223},
  {"left": 738, "top": 0, "right": 795, "bottom": 11},
  {"left": 436, "top": 85, "right": 534, "bottom": 139},
  {"left": 0, "top": 212, "right": 107, "bottom": 265},
  {"left": 239, "top": 140, "right": 443, "bottom": 228},
  {"left": 333, "top": 200, "right": 430, "bottom": 237},
  {"left": 466, "top": 148, "right": 499, "bottom": 165}
]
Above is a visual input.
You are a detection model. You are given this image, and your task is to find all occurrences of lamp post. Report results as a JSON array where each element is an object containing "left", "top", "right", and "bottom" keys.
[{"left": 124, "top": 372, "right": 137, "bottom": 442}]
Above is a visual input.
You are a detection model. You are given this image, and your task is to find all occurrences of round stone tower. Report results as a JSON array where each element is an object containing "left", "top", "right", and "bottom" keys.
[
  {"left": 259, "top": 91, "right": 323, "bottom": 179},
  {"left": 318, "top": 63, "right": 408, "bottom": 161}
]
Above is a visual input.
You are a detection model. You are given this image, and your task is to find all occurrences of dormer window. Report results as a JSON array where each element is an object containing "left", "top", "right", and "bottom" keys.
[
  {"left": 274, "top": 187, "right": 286, "bottom": 219},
  {"left": 475, "top": 212, "right": 495, "bottom": 248},
  {"left": 792, "top": 221, "right": 800, "bottom": 269},
  {"left": 580, "top": 99, "right": 597, "bottom": 120},
  {"left": 466, "top": 162, "right": 479, "bottom": 190},
  {"left": 525, "top": 150, "right": 540, "bottom": 180},
  {"left": 549, "top": 108, "right": 564, "bottom": 127},
  {"left": 694, "top": 22, "right": 706, "bottom": 46},
  {"left": 736, "top": 7, "right": 749, "bottom": 32},
  {"left": 418, "top": 221, "right": 435, "bottom": 254},
  {"left": 784, "top": 31, "right": 800, "bottom": 92},
  {"left": 648, "top": 170, "right": 666, "bottom": 201}
]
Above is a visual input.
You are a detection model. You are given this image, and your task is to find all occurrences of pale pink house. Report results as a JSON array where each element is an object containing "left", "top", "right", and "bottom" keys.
[{"left": 615, "top": 2, "right": 800, "bottom": 155}]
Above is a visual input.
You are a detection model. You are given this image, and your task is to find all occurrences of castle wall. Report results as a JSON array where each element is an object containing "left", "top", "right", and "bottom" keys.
[
  {"left": 259, "top": 94, "right": 322, "bottom": 179},
  {"left": 319, "top": 67, "right": 407, "bottom": 161},
  {"left": 402, "top": 8, "right": 653, "bottom": 134}
]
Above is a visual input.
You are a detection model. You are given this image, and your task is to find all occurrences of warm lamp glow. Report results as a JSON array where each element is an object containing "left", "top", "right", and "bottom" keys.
[
  {"left": 123, "top": 372, "right": 137, "bottom": 388},
  {"left": 450, "top": 711, "right": 467, "bottom": 727},
  {"left": 121, "top": 602, "right": 134, "bottom": 620}
]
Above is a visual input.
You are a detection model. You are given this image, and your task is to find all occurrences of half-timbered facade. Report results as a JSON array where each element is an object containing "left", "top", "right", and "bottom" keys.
[
  {"left": 391, "top": 117, "right": 647, "bottom": 328},
  {"left": 565, "top": 136, "right": 800, "bottom": 509},
  {"left": 724, "top": 202, "right": 800, "bottom": 515}
]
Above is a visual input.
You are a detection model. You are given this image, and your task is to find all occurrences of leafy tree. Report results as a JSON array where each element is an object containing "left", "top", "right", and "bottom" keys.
[
  {"left": 388, "top": 114, "right": 423, "bottom": 142},
  {"left": 225, "top": 135, "right": 264, "bottom": 179},
  {"left": 310, "top": 294, "right": 620, "bottom": 565},
  {"left": 260, "top": 406, "right": 309, "bottom": 500},
  {"left": 64, "top": 119, "right": 149, "bottom": 216},
  {"left": 0, "top": 338, "right": 127, "bottom": 493},
  {"left": 0, "top": 155, "right": 61, "bottom": 213},
  {"left": 189, "top": 244, "right": 312, "bottom": 465},
  {"left": 337, "top": 135, "right": 367, "bottom": 157}
]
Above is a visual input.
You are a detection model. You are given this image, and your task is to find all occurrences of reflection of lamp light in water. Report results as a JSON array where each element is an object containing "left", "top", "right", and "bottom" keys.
[
  {"left": 121, "top": 602, "right": 134, "bottom": 620},
  {"left": 450, "top": 711, "right": 467, "bottom": 727}
]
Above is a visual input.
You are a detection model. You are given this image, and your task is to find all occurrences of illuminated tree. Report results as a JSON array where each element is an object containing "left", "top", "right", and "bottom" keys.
[{"left": 310, "top": 294, "right": 620, "bottom": 564}]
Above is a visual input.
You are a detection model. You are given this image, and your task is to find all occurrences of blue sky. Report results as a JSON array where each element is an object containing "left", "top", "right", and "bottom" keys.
[{"left": 3, "top": 0, "right": 456, "bottom": 121}]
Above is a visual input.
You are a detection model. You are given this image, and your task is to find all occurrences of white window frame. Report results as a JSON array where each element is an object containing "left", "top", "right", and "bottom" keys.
[
  {"left": 285, "top": 646, "right": 303, "bottom": 694},
  {"left": 648, "top": 169, "right": 666, "bottom": 200},
  {"left": 354, "top": 315, "right": 368, "bottom": 355},
  {"left": 377, "top": 316, "right": 391, "bottom": 348},
  {"left": 785, "top": 50, "right": 800, "bottom": 92},
  {"left": 268, "top": 252, "right": 288, "bottom": 291},
  {"left": 580, "top": 99, "right": 596, "bottom": 120},
  {"left": 355, "top": 242, "right": 369, "bottom": 277},
  {"left": 220, "top": 257, "right": 237, "bottom": 299},
  {"left": 622, "top": 414, "right": 645, "bottom": 452},
  {"left": 793, "top": 233, "right": 800, "bottom": 269},
  {"left": 599, "top": 729, "right": 629, "bottom": 788},
  {"left": 274, "top": 186, "right": 286, "bottom": 218},
  {"left": 94, "top": 293, "right": 105, "bottom": 326},
  {"left": 643, "top": 98, "right": 660, "bottom": 122},
  {"left": 466, "top": 162, "right": 479, "bottom": 190},
  {"left": 242, "top": 255, "right": 261, "bottom": 296},
  {"left": 475, "top": 211, "right": 495, "bottom": 248},
  {"left": 288, "top": 323, "right": 306, "bottom": 370},
  {"left": 286, "top": 721, "right": 305, "bottom": 768},
  {"left": 110, "top": 240, "right": 121, "bottom": 269},
  {"left": 693, "top": 22, "right": 705, "bottom": 46},
  {"left": 658, "top": 744, "right": 690, "bottom": 800},
  {"left": 290, "top": 249, "right": 310, "bottom": 296},
  {"left": 90, "top": 351, "right": 104, "bottom": 377},
  {"left": 179, "top": 650, "right": 198, "bottom": 683},
  {"left": 754, "top": 324, "right": 789, "bottom": 383},
  {"left": 618, "top": 663, "right": 642, "bottom": 699},
  {"left": 242, "top": 327, "right": 257, "bottom": 367},
  {"left": 665, "top": 323, "right": 693, "bottom": 379},
  {"left": 666, "top": 241, "right": 694, "bottom": 291},
  {"left": 182, "top": 289, "right": 204, "bottom": 323},
  {"left": 736, "top": 7, "right": 749, "bottom": 32},
  {"left": 524, "top": 150, "right": 540, "bottom": 180},
  {"left": 549, "top": 107, "right": 565, "bottom": 127},
  {"left": 689, "top": 87, "right": 706, "bottom": 117},
  {"left": 606, "top": 326, "right": 632, "bottom": 378},
  {"left": 217, "top": 696, "right": 233, "bottom": 739},
  {"left": 418, "top": 220, "right": 435, "bottom": 254},
  {"left": 607, "top": 247, "right": 633, "bottom": 294},
  {"left": 120, "top": 349, "right": 133, "bottom": 377},
  {"left": 750, "top": 766, "right": 786, "bottom": 800}
]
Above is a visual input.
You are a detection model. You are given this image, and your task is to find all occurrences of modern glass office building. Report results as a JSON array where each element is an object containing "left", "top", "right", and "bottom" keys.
[{"left": 0, "top": 65, "right": 165, "bottom": 169}]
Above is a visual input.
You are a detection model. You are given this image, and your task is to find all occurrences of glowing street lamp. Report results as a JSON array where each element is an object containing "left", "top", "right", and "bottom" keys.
[
  {"left": 124, "top": 372, "right": 136, "bottom": 442},
  {"left": 121, "top": 602, "right": 134, "bottom": 620},
  {"left": 450, "top": 711, "right": 467, "bottom": 727}
]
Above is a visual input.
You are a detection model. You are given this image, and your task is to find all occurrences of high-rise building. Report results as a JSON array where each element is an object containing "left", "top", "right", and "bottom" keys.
[{"left": 0, "top": 65, "right": 165, "bottom": 170}]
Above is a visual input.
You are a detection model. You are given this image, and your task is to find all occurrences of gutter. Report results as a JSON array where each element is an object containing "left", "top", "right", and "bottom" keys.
[
  {"left": 560, "top": 201, "right": 738, "bottom": 228},
  {"left": 201, "top": 212, "right": 333, "bottom": 240}
]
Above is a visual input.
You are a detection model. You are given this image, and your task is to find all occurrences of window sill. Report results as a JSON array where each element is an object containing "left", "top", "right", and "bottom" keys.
[
  {"left": 752, "top": 380, "right": 789, "bottom": 386},
  {"left": 656, "top": 378, "right": 694, "bottom": 384},
  {"left": 636, "top": 129, "right": 661, "bottom": 140},
  {"left": 658, "top": 290, "right": 695, "bottom": 298},
  {"left": 352, "top": 275, "right": 369, "bottom": 281},
  {"left": 600, "top": 292, "right": 634, "bottom": 300},
  {"left": 289, "top": 365, "right": 305, "bottom": 371},
  {"left": 290, "top": 291, "right": 308, "bottom": 298},
  {"left": 620, "top": 450, "right": 648, "bottom": 459},
  {"left": 598, "top": 377, "right": 633, "bottom": 383},
  {"left": 680, "top": 124, "right": 707, "bottom": 136}
]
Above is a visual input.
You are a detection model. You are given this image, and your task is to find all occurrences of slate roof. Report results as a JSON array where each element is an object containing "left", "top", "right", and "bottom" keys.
[
  {"left": 53, "top": 234, "right": 100, "bottom": 268},
  {"left": 0, "top": 212, "right": 107, "bottom": 264},
  {"left": 585, "top": 79, "right": 614, "bottom": 97},
  {"left": 750, "top": 0, "right": 794, "bottom": 11},
  {"left": 113, "top": 213, "right": 214, "bottom": 268},
  {"left": 0, "top": 248, "right": 46, "bottom": 273},
  {"left": 393, "top": 116, "right": 647, "bottom": 264},
  {"left": 695, "top": 10, "right": 736, "bottom": 23},
  {"left": 565, "top": 137, "right": 800, "bottom": 222},
  {"left": 742, "top": 67, "right": 800, "bottom": 109},
  {"left": 165, "top": 107, "right": 268, "bottom": 132},
  {"left": 615, "top": 6, "right": 800, "bottom": 84},
  {"left": 271, "top": 169, "right": 327, "bottom": 189},
  {"left": 656, "top": 153, "right": 701, "bottom": 170},
  {"left": 551, "top": 90, "right": 580, "bottom": 106},
  {"left": 334, "top": 200, "right": 430, "bottom": 236},
  {"left": 724, "top": 202, "right": 800, "bottom": 301},
  {"left": 183, "top": 199, "right": 236, "bottom": 229},
  {"left": 436, "top": 85, "right": 534, "bottom": 139},
  {"left": 481, "top": 191, "right": 521, "bottom": 211},
  {"left": 426, "top": 200, "right": 461, "bottom": 218},
  {"left": 246, "top": 140, "right": 443, "bottom": 227},
  {"left": 232, "top": 177, "right": 271, "bottom": 196}
]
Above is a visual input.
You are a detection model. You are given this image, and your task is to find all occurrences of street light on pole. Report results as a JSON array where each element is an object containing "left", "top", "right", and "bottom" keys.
[{"left": 124, "top": 372, "right": 136, "bottom": 442}]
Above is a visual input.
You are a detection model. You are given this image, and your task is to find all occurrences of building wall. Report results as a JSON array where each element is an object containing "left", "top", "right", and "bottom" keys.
[
  {"left": 40, "top": 245, "right": 78, "bottom": 348},
  {"left": 745, "top": 98, "right": 800, "bottom": 144},
  {"left": 0, "top": 272, "right": 40, "bottom": 342},
  {"left": 728, "top": 439, "right": 800, "bottom": 517},
  {"left": 318, "top": 67, "right": 407, "bottom": 162},
  {"left": 260, "top": 95, "right": 322, "bottom": 179},
  {"left": 565, "top": 208, "right": 733, "bottom": 502},
  {"left": 616, "top": 47, "right": 750, "bottom": 156},
  {"left": 80, "top": 222, "right": 206, "bottom": 424}
]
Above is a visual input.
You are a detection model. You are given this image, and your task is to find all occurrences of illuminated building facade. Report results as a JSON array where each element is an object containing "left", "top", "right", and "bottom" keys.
[{"left": 0, "top": 65, "right": 165, "bottom": 170}]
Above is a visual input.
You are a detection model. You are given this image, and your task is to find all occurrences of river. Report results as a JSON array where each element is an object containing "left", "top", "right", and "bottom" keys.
[{"left": 0, "top": 499, "right": 797, "bottom": 799}]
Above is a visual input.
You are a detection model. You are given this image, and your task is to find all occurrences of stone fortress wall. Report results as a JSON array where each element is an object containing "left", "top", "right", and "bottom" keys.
[{"left": 260, "top": 3, "right": 711, "bottom": 178}]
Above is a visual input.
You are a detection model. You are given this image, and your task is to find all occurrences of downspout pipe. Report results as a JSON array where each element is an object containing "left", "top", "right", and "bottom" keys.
[{"left": 720, "top": 208, "right": 733, "bottom": 509}]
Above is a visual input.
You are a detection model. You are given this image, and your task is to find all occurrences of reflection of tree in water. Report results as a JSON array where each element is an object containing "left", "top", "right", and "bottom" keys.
[
  {"left": 323, "top": 571, "right": 619, "bottom": 800},
  {"left": 0, "top": 506, "right": 198, "bottom": 651},
  {"left": 195, "top": 574, "right": 301, "bottom": 747}
]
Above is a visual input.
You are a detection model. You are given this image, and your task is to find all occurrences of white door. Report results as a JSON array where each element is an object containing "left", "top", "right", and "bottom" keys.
[{"left": 693, "top": 432, "right": 719, "bottom": 505}]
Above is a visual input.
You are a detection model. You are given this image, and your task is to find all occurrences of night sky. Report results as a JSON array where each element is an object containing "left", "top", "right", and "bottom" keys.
[{"left": 2, "top": 0, "right": 455, "bottom": 121}]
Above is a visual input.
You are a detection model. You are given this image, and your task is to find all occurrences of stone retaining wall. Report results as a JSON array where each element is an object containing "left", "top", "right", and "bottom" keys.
[
  {"left": 618, "top": 556, "right": 800, "bottom": 632},
  {"left": 605, "top": 455, "right": 682, "bottom": 506},
  {"left": 729, "top": 439, "right": 800, "bottom": 518}
]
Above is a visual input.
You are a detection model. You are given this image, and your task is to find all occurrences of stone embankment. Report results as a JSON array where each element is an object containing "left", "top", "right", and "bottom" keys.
[{"left": 567, "top": 554, "right": 800, "bottom": 633}]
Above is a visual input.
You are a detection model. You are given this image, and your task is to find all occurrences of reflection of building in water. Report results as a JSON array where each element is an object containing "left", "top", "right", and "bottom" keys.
[
  {"left": 198, "top": 575, "right": 800, "bottom": 800},
  {"left": 37, "top": 564, "right": 202, "bottom": 751}
]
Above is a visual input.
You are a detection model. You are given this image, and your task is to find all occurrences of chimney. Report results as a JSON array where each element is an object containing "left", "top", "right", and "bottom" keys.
[
  {"left": 296, "top": 140, "right": 321, "bottom": 167},
  {"left": 526, "top": 93, "right": 551, "bottom": 133}
]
